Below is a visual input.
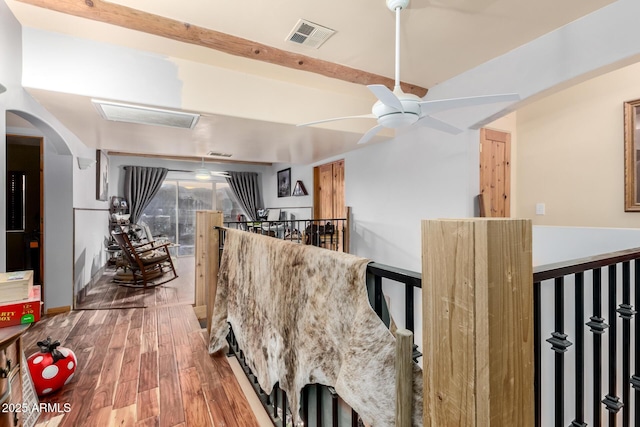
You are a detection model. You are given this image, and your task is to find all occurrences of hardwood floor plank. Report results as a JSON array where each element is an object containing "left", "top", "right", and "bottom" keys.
[
  {"left": 174, "top": 345, "right": 194, "bottom": 371},
  {"left": 170, "top": 317, "right": 189, "bottom": 347},
  {"left": 179, "top": 366, "right": 213, "bottom": 427},
  {"left": 221, "top": 379, "right": 261, "bottom": 427},
  {"left": 113, "top": 379, "right": 138, "bottom": 409},
  {"left": 141, "top": 331, "right": 159, "bottom": 354},
  {"left": 90, "top": 382, "right": 116, "bottom": 409},
  {"left": 188, "top": 330, "right": 205, "bottom": 355},
  {"left": 119, "top": 344, "right": 141, "bottom": 382},
  {"left": 83, "top": 404, "right": 113, "bottom": 427},
  {"left": 109, "top": 403, "right": 137, "bottom": 426},
  {"left": 143, "top": 309, "right": 157, "bottom": 334},
  {"left": 127, "top": 327, "right": 142, "bottom": 347},
  {"left": 96, "top": 347, "right": 126, "bottom": 389},
  {"left": 116, "top": 308, "right": 134, "bottom": 324},
  {"left": 136, "top": 388, "right": 160, "bottom": 421},
  {"left": 35, "top": 413, "right": 64, "bottom": 426},
  {"left": 138, "top": 351, "right": 158, "bottom": 392},
  {"left": 135, "top": 415, "right": 159, "bottom": 427},
  {"left": 131, "top": 308, "right": 144, "bottom": 329},
  {"left": 108, "top": 322, "right": 130, "bottom": 349},
  {"left": 201, "top": 383, "right": 234, "bottom": 427},
  {"left": 158, "top": 353, "right": 184, "bottom": 427}
]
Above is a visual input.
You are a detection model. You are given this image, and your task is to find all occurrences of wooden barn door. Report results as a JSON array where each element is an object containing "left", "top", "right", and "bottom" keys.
[
  {"left": 313, "top": 159, "right": 345, "bottom": 220},
  {"left": 479, "top": 128, "right": 511, "bottom": 217}
]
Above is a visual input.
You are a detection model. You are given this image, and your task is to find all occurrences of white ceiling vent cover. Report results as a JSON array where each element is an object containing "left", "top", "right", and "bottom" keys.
[
  {"left": 206, "top": 151, "right": 233, "bottom": 157},
  {"left": 286, "top": 19, "right": 335, "bottom": 49},
  {"left": 92, "top": 100, "right": 200, "bottom": 129}
]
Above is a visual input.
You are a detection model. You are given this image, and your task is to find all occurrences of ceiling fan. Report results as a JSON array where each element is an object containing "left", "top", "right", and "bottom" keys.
[
  {"left": 299, "top": 0, "right": 519, "bottom": 145},
  {"left": 191, "top": 158, "right": 230, "bottom": 180}
]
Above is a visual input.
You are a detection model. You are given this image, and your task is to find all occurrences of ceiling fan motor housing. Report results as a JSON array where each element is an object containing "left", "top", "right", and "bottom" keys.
[
  {"left": 386, "top": 0, "right": 409, "bottom": 11},
  {"left": 373, "top": 99, "right": 420, "bottom": 128}
]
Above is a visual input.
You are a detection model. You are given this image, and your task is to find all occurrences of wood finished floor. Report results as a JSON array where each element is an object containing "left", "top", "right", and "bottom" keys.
[
  {"left": 75, "top": 256, "right": 196, "bottom": 310},
  {"left": 25, "top": 263, "right": 264, "bottom": 426}
]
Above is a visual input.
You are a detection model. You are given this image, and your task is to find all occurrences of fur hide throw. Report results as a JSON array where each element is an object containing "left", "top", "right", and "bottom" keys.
[{"left": 209, "top": 229, "right": 423, "bottom": 426}]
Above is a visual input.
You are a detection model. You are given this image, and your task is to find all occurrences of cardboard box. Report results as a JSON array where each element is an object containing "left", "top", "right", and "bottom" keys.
[
  {"left": 0, "top": 286, "right": 41, "bottom": 327},
  {"left": 0, "top": 270, "right": 34, "bottom": 303}
]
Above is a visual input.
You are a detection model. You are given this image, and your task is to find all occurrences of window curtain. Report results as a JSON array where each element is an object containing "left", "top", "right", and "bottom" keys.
[
  {"left": 124, "top": 166, "right": 168, "bottom": 224},
  {"left": 225, "top": 171, "right": 263, "bottom": 221}
]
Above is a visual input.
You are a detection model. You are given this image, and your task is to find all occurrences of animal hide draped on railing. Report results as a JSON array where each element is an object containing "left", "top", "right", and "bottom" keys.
[{"left": 209, "top": 229, "right": 423, "bottom": 426}]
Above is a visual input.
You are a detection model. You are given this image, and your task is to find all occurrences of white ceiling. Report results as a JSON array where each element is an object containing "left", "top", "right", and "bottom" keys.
[{"left": 5, "top": 0, "right": 615, "bottom": 164}]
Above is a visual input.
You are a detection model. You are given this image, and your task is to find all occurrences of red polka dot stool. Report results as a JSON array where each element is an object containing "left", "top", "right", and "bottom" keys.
[{"left": 27, "top": 337, "right": 77, "bottom": 396}]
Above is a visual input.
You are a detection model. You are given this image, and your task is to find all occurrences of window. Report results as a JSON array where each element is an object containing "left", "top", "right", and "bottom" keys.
[
  {"left": 140, "top": 180, "right": 245, "bottom": 256},
  {"left": 140, "top": 180, "right": 213, "bottom": 256},
  {"left": 216, "top": 182, "right": 246, "bottom": 223}
]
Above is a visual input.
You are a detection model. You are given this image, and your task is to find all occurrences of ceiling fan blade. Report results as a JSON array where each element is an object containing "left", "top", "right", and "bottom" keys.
[
  {"left": 211, "top": 171, "right": 230, "bottom": 177},
  {"left": 298, "top": 113, "right": 376, "bottom": 127},
  {"left": 357, "top": 124, "right": 385, "bottom": 145},
  {"left": 418, "top": 93, "right": 520, "bottom": 115},
  {"left": 417, "top": 115, "right": 463, "bottom": 135},
  {"left": 368, "top": 85, "right": 404, "bottom": 112}
]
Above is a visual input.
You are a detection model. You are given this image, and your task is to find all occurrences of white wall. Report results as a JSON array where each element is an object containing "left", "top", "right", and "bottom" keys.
[
  {"left": 263, "top": 163, "right": 315, "bottom": 220},
  {"left": 516, "top": 61, "right": 640, "bottom": 227},
  {"left": 533, "top": 225, "right": 640, "bottom": 266},
  {"left": 1, "top": 1, "right": 86, "bottom": 310}
]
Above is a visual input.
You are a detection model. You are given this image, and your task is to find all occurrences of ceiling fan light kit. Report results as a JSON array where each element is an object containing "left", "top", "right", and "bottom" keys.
[
  {"left": 298, "top": 0, "right": 519, "bottom": 145},
  {"left": 194, "top": 168, "right": 212, "bottom": 180}
]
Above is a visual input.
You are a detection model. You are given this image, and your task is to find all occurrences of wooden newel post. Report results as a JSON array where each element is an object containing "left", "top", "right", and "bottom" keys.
[
  {"left": 395, "top": 328, "right": 413, "bottom": 427},
  {"left": 194, "top": 210, "right": 223, "bottom": 333},
  {"left": 422, "top": 219, "right": 534, "bottom": 427}
]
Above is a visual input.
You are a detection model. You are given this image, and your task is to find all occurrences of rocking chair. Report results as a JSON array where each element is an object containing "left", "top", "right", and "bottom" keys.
[{"left": 111, "top": 231, "right": 178, "bottom": 289}]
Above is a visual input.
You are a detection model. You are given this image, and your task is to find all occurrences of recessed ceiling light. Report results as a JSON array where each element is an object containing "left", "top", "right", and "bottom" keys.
[{"left": 92, "top": 99, "right": 200, "bottom": 129}]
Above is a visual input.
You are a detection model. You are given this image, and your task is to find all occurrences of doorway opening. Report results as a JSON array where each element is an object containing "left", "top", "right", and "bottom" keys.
[{"left": 6, "top": 134, "right": 44, "bottom": 287}]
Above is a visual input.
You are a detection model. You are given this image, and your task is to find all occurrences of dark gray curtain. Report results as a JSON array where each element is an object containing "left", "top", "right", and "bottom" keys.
[
  {"left": 124, "top": 166, "right": 168, "bottom": 224},
  {"left": 226, "top": 171, "right": 263, "bottom": 221}
]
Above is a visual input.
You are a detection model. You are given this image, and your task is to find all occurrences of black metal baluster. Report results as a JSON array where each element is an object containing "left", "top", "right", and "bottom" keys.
[
  {"left": 602, "top": 265, "right": 623, "bottom": 425},
  {"left": 546, "top": 277, "right": 572, "bottom": 427},
  {"left": 281, "top": 390, "right": 287, "bottom": 425},
  {"left": 317, "top": 384, "right": 322, "bottom": 426},
  {"left": 534, "top": 280, "right": 541, "bottom": 427},
  {"left": 405, "top": 281, "right": 414, "bottom": 332},
  {"left": 633, "top": 259, "right": 640, "bottom": 426},
  {"left": 303, "top": 386, "right": 309, "bottom": 426},
  {"left": 274, "top": 384, "right": 279, "bottom": 419},
  {"left": 617, "top": 261, "right": 635, "bottom": 427},
  {"left": 572, "top": 272, "right": 587, "bottom": 427},
  {"left": 587, "top": 268, "right": 607, "bottom": 426},
  {"left": 329, "top": 387, "right": 339, "bottom": 427},
  {"left": 374, "top": 275, "right": 383, "bottom": 319}
]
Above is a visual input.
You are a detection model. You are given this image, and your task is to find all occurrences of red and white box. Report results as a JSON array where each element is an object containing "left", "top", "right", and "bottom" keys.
[{"left": 0, "top": 286, "right": 42, "bottom": 327}]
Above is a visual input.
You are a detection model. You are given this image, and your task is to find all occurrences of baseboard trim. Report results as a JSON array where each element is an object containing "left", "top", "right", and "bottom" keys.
[{"left": 46, "top": 306, "right": 71, "bottom": 315}]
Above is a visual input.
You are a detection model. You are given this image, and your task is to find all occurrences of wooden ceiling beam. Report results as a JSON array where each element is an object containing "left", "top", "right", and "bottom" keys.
[{"left": 16, "top": 0, "right": 428, "bottom": 97}]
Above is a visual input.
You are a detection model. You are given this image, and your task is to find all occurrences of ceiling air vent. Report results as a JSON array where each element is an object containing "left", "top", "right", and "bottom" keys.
[
  {"left": 286, "top": 19, "right": 335, "bottom": 49},
  {"left": 206, "top": 151, "right": 233, "bottom": 158},
  {"left": 92, "top": 100, "right": 200, "bottom": 129}
]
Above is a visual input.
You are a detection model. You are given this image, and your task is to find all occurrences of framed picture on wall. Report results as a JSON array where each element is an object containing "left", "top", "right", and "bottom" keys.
[
  {"left": 96, "top": 149, "right": 109, "bottom": 201},
  {"left": 624, "top": 99, "right": 640, "bottom": 211},
  {"left": 277, "top": 168, "right": 291, "bottom": 198}
]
